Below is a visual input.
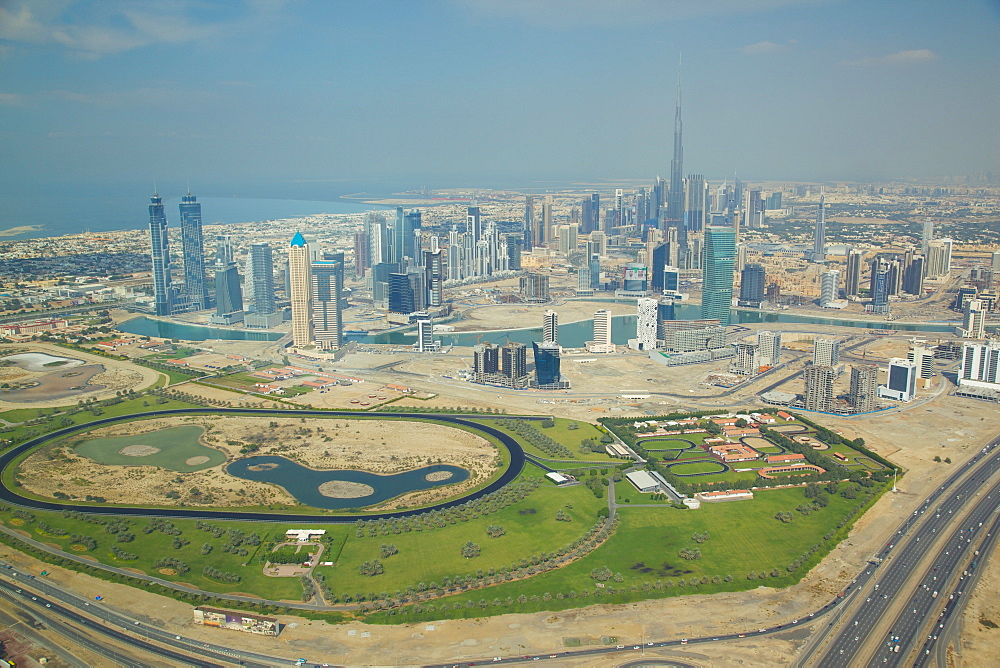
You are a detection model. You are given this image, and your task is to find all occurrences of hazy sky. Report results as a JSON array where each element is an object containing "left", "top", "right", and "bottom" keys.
[{"left": 2, "top": 0, "right": 999, "bottom": 195}]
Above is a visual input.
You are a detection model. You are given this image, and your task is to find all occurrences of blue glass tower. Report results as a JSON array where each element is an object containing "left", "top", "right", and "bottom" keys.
[
  {"left": 148, "top": 192, "right": 173, "bottom": 316},
  {"left": 532, "top": 341, "right": 562, "bottom": 387},
  {"left": 701, "top": 226, "right": 736, "bottom": 326},
  {"left": 179, "top": 192, "right": 208, "bottom": 310}
]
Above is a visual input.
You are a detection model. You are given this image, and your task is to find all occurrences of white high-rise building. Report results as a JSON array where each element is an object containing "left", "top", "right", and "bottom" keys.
[
  {"left": 907, "top": 344, "right": 935, "bottom": 384},
  {"left": 631, "top": 297, "right": 659, "bottom": 351},
  {"left": 586, "top": 309, "right": 616, "bottom": 353},
  {"left": 961, "top": 299, "right": 987, "bottom": 339},
  {"left": 813, "top": 337, "right": 841, "bottom": 367},
  {"left": 820, "top": 270, "right": 840, "bottom": 307},
  {"left": 542, "top": 310, "right": 558, "bottom": 344},
  {"left": 757, "top": 330, "right": 782, "bottom": 367},
  {"left": 926, "top": 239, "right": 953, "bottom": 278},
  {"left": 958, "top": 341, "right": 1000, "bottom": 389},
  {"left": 731, "top": 342, "right": 760, "bottom": 376},
  {"left": 879, "top": 358, "right": 918, "bottom": 402},
  {"left": 414, "top": 317, "right": 437, "bottom": 353}
]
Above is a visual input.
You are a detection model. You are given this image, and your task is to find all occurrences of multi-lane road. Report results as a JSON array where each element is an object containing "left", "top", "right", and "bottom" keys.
[{"left": 805, "top": 435, "right": 1000, "bottom": 667}]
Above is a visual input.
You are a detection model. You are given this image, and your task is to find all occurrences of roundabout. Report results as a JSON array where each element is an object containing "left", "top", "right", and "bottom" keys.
[{"left": 0, "top": 408, "right": 527, "bottom": 523}]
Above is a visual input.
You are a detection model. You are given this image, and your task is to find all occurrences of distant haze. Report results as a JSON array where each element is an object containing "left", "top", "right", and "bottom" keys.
[{"left": 1, "top": 0, "right": 998, "bottom": 231}]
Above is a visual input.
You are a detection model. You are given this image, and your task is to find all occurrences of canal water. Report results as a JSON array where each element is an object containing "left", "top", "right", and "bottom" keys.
[
  {"left": 118, "top": 304, "right": 961, "bottom": 346},
  {"left": 226, "top": 456, "right": 469, "bottom": 510}
]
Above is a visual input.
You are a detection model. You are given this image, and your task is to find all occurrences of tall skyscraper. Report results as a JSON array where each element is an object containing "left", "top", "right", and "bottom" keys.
[
  {"left": 467, "top": 206, "right": 482, "bottom": 242},
  {"left": 845, "top": 248, "right": 864, "bottom": 297},
  {"left": 633, "top": 297, "right": 659, "bottom": 351},
  {"left": 803, "top": 363, "right": 835, "bottom": 412},
  {"left": 353, "top": 229, "right": 370, "bottom": 279},
  {"left": 820, "top": 270, "right": 840, "bottom": 306},
  {"left": 178, "top": 192, "right": 208, "bottom": 311},
  {"left": 812, "top": 190, "right": 826, "bottom": 262},
  {"left": 246, "top": 243, "right": 276, "bottom": 315},
  {"left": 879, "top": 358, "right": 918, "bottom": 402},
  {"left": 540, "top": 197, "right": 553, "bottom": 246},
  {"left": 849, "top": 364, "right": 879, "bottom": 413},
  {"left": 147, "top": 192, "right": 173, "bottom": 316},
  {"left": 814, "top": 337, "right": 841, "bottom": 367},
  {"left": 701, "top": 226, "right": 736, "bottom": 326},
  {"left": 310, "top": 258, "right": 342, "bottom": 350},
  {"left": 288, "top": 231, "right": 312, "bottom": 347},
  {"left": 587, "top": 309, "right": 615, "bottom": 353},
  {"left": 665, "top": 71, "right": 685, "bottom": 247},
  {"left": 215, "top": 234, "right": 235, "bottom": 268},
  {"left": 214, "top": 264, "right": 243, "bottom": 318},
  {"left": 921, "top": 217, "right": 934, "bottom": 255},
  {"left": 738, "top": 263, "right": 766, "bottom": 307},
  {"left": 869, "top": 258, "right": 892, "bottom": 314},
  {"left": 685, "top": 174, "right": 707, "bottom": 233},
  {"left": 543, "top": 310, "right": 558, "bottom": 344},
  {"left": 523, "top": 196, "right": 534, "bottom": 249}
]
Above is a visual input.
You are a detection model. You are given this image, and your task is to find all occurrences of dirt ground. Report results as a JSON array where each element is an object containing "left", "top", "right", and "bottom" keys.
[
  {"left": 0, "top": 343, "right": 160, "bottom": 411},
  {"left": 955, "top": 543, "right": 1000, "bottom": 666},
  {"left": 17, "top": 415, "right": 497, "bottom": 510}
]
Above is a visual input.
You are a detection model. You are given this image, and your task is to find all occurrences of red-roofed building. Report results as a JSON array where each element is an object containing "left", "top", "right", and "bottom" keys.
[
  {"left": 766, "top": 453, "right": 806, "bottom": 464},
  {"left": 776, "top": 411, "right": 795, "bottom": 421}
]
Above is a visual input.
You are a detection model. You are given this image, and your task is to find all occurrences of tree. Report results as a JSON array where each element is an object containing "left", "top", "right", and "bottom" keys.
[
  {"left": 679, "top": 547, "right": 702, "bottom": 561},
  {"left": 379, "top": 543, "right": 398, "bottom": 558},
  {"left": 461, "top": 541, "right": 481, "bottom": 559},
  {"left": 485, "top": 525, "right": 505, "bottom": 538}
]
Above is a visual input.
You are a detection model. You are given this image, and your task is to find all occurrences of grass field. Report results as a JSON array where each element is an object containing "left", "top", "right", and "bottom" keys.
[
  {"left": 667, "top": 460, "right": 728, "bottom": 475},
  {"left": 75, "top": 425, "right": 226, "bottom": 472},
  {"left": 366, "top": 484, "right": 880, "bottom": 622},
  {"left": 0, "top": 506, "right": 313, "bottom": 600},
  {"left": 325, "top": 479, "right": 604, "bottom": 597}
]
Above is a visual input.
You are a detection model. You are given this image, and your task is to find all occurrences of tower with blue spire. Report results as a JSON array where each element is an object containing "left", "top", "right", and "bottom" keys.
[{"left": 288, "top": 231, "right": 312, "bottom": 347}]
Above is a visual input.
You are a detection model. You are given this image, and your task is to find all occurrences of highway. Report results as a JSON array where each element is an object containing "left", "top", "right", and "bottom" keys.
[
  {"left": 0, "top": 562, "right": 291, "bottom": 667},
  {"left": 807, "top": 437, "right": 1000, "bottom": 667}
]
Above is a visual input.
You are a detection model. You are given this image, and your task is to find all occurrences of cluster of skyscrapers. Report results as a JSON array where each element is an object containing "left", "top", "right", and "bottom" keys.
[{"left": 147, "top": 191, "right": 280, "bottom": 329}]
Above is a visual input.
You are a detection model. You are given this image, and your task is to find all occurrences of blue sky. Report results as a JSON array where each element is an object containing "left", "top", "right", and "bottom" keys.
[{"left": 1, "top": 0, "right": 998, "bottom": 198}]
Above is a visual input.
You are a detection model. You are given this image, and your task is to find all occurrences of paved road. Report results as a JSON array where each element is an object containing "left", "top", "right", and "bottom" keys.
[
  {"left": 806, "top": 436, "right": 1000, "bottom": 667},
  {"left": 0, "top": 563, "right": 290, "bottom": 667}
]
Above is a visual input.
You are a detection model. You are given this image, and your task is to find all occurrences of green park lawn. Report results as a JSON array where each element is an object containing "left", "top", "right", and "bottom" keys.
[
  {"left": 325, "top": 479, "right": 604, "bottom": 598},
  {"left": 368, "top": 484, "right": 875, "bottom": 622},
  {"left": 0, "top": 506, "right": 313, "bottom": 600},
  {"left": 480, "top": 418, "right": 619, "bottom": 464}
]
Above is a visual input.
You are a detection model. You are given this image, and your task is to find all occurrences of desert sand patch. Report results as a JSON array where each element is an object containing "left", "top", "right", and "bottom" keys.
[
  {"left": 185, "top": 455, "right": 211, "bottom": 466},
  {"left": 426, "top": 470, "right": 453, "bottom": 482},
  {"left": 317, "top": 480, "right": 374, "bottom": 498},
  {"left": 120, "top": 444, "right": 160, "bottom": 457}
]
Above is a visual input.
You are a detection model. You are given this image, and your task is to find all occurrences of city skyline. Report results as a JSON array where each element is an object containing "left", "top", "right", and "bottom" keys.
[{"left": 1, "top": 0, "right": 998, "bottom": 228}]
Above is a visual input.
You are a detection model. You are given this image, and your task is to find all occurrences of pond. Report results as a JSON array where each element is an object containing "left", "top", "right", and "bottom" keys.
[
  {"left": 75, "top": 425, "right": 227, "bottom": 472},
  {"left": 226, "top": 455, "right": 470, "bottom": 510},
  {"left": 0, "top": 352, "right": 85, "bottom": 372}
]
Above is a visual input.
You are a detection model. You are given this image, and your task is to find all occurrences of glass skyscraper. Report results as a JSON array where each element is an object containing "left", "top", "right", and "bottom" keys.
[
  {"left": 179, "top": 192, "right": 208, "bottom": 311},
  {"left": 701, "top": 226, "right": 736, "bottom": 326},
  {"left": 247, "top": 243, "right": 276, "bottom": 315},
  {"left": 148, "top": 192, "right": 173, "bottom": 316}
]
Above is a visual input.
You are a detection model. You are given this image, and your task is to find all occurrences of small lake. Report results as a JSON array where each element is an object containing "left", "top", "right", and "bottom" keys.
[{"left": 226, "top": 456, "right": 470, "bottom": 510}]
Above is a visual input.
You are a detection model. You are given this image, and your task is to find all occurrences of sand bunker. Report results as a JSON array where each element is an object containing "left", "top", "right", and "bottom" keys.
[
  {"left": 119, "top": 445, "right": 160, "bottom": 457},
  {"left": 425, "top": 470, "right": 454, "bottom": 482},
  {"left": 317, "top": 480, "right": 374, "bottom": 498},
  {"left": 185, "top": 456, "right": 211, "bottom": 466}
]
